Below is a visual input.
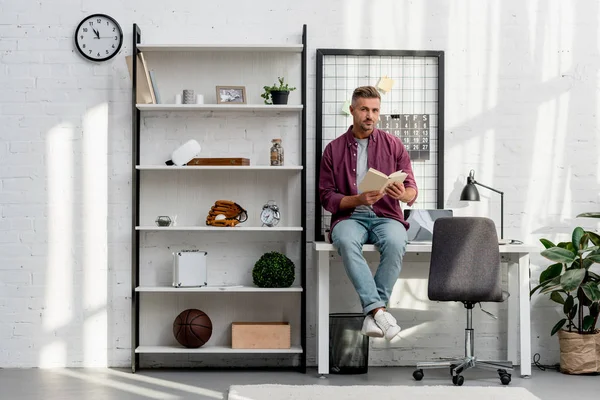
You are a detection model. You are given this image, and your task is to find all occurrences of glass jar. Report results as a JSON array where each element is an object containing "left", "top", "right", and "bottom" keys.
[{"left": 270, "top": 139, "right": 284, "bottom": 166}]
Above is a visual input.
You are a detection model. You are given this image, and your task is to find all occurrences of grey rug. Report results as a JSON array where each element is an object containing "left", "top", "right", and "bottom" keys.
[{"left": 228, "top": 384, "right": 541, "bottom": 400}]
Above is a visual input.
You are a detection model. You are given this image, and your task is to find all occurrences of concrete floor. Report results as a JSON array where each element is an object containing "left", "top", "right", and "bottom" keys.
[{"left": 0, "top": 366, "right": 596, "bottom": 399}]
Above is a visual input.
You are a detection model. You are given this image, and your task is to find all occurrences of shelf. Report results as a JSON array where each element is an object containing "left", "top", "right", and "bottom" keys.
[
  {"left": 136, "top": 165, "right": 303, "bottom": 171},
  {"left": 136, "top": 286, "right": 303, "bottom": 292},
  {"left": 137, "top": 44, "right": 303, "bottom": 53},
  {"left": 136, "top": 345, "right": 303, "bottom": 354},
  {"left": 136, "top": 226, "right": 303, "bottom": 232},
  {"left": 137, "top": 104, "right": 303, "bottom": 112}
]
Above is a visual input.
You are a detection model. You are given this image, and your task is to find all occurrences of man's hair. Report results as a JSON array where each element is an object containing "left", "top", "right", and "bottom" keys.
[{"left": 351, "top": 86, "right": 381, "bottom": 106}]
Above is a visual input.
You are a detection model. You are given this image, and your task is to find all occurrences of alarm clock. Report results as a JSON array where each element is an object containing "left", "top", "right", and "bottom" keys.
[
  {"left": 74, "top": 14, "right": 123, "bottom": 62},
  {"left": 260, "top": 200, "right": 280, "bottom": 227}
]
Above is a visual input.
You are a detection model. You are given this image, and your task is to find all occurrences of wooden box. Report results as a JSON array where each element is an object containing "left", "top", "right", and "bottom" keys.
[
  {"left": 187, "top": 157, "right": 250, "bottom": 166},
  {"left": 231, "top": 322, "right": 291, "bottom": 349}
]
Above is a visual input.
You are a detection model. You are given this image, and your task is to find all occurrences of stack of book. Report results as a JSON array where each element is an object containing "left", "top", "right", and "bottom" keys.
[{"left": 125, "top": 52, "right": 161, "bottom": 104}]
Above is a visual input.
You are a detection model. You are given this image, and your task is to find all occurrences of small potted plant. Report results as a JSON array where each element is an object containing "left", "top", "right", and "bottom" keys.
[
  {"left": 252, "top": 251, "right": 295, "bottom": 288},
  {"left": 530, "top": 225, "right": 600, "bottom": 374},
  {"left": 261, "top": 77, "right": 296, "bottom": 105}
]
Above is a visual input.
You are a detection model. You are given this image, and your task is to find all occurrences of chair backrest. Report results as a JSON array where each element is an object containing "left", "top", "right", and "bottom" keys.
[{"left": 427, "top": 217, "right": 502, "bottom": 302}]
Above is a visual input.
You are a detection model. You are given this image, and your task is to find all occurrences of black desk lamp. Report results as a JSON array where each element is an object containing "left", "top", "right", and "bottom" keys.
[{"left": 460, "top": 169, "right": 504, "bottom": 239}]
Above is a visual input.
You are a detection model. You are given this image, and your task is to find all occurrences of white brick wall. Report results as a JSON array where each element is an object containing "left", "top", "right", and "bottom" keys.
[{"left": 1, "top": 0, "right": 598, "bottom": 368}]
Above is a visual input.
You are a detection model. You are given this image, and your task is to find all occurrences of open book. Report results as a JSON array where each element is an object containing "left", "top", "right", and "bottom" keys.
[{"left": 358, "top": 168, "right": 408, "bottom": 193}]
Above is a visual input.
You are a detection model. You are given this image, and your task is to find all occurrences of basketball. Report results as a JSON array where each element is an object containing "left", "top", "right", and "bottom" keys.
[{"left": 173, "top": 309, "right": 213, "bottom": 348}]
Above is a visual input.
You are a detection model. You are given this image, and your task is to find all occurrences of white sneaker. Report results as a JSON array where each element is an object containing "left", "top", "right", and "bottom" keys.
[
  {"left": 361, "top": 314, "right": 384, "bottom": 338},
  {"left": 374, "top": 309, "right": 402, "bottom": 340}
]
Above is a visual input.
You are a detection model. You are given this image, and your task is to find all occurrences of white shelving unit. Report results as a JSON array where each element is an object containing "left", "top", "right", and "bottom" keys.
[{"left": 131, "top": 24, "right": 307, "bottom": 372}]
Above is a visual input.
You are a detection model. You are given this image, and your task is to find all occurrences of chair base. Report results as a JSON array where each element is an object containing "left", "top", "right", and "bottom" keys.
[{"left": 414, "top": 357, "right": 513, "bottom": 386}]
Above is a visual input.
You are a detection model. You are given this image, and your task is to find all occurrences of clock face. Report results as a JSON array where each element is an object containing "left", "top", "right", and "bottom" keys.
[
  {"left": 260, "top": 203, "right": 280, "bottom": 227},
  {"left": 75, "top": 14, "right": 123, "bottom": 62}
]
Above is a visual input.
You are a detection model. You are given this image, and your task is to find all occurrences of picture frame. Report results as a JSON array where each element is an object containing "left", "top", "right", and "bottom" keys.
[{"left": 216, "top": 86, "right": 247, "bottom": 104}]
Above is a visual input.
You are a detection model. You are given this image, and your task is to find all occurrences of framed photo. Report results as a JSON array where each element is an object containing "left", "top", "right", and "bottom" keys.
[{"left": 216, "top": 86, "right": 247, "bottom": 104}]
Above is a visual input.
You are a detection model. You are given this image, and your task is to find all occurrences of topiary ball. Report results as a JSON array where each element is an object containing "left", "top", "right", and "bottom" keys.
[{"left": 252, "top": 251, "right": 295, "bottom": 288}]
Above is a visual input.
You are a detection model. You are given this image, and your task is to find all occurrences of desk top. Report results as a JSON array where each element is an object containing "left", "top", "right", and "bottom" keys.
[{"left": 313, "top": 241, "right": 538, "bottom": 253}]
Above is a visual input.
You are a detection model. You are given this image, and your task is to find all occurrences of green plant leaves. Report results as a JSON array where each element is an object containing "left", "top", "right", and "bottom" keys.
[
  {"left": 540, "top": 263, "right": 563, "bottom": 283},
  {"left": 590, "top": 303, "right": 600, "bottom": 317},
  {"left": 252, "top": 251, "right": 295, "bottom": 288},
  {"left": 581, "top": 282, "right": 600, "bottom": 302},
  {"left": 540, "top": 238, "right": 556, "bottom": 249},
  {"left": 550, "top": 291, "right": 565, "bottom": 304},
  {"left": 541, "top": 247, "right": 576, "bottom": 263},
  {"left": 572, "top": 227, "right": 585, "bottom": 249},
  {"left": 551, "top": 319, "right": 567, "bottom": 336},
  {"left": 588, "top": 231, "right": 600, "bottom": 246},
  {"left": 576, "top": 212, "right": 600, "bottom": 218},
  {"left": 563, "top": 295, "right": 574, "bottom": 314},
  {"left": 586, "top": 255, "right": 600, "bottom": 263},
  {"left": 560, "top": 269, "right": 586, "bottom": 292},
  {"left": 537, "top": 227, "right": 600, "bottom": 335},
  {"left": 540, "top": 276, "right": 563, "bottom": 294},
  {"left": 583, "top": 315, "right": 595, "bottom": 331}
]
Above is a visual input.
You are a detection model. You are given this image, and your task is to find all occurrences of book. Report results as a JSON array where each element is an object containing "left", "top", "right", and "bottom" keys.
[
  {"left": 149, "top": 70, "right": 161, "bottom": 104},
  {"left": 125, "top": 52, "right": 156, "bottom": 104},
  {"left": 358, "top": 168, "right": 408, "bottom": 193}
]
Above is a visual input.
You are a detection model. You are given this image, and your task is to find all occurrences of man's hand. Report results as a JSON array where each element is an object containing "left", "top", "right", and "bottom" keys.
[
  {"left": 385, "top": 182, "right": 406, "bottom": 201},
  {"left": 358, "top": 190, "right": 385, "bottom": 206}
]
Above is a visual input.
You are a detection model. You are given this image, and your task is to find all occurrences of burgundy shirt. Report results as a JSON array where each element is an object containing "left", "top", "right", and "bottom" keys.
[{"left": 319, "top": 126, "right": 418, "bottom": 237}]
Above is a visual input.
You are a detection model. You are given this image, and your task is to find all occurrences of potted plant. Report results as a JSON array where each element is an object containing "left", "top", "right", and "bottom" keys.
[
  {"left": 252, "top": 251, "right": 295, "bottom": 288},
  {"left": 261, "top": 77, "right": 296, "bottom": 105},
  {"left": 530, "top": 226, "right": 600, "bottom": 374}
]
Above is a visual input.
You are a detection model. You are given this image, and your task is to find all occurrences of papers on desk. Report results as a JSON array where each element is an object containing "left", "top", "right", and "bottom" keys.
[{"left": 499, "top": 239, "right": 524, "bottom": 245}]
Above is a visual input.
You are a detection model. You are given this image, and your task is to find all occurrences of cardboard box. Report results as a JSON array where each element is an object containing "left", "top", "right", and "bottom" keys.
[{"left": 231, "top": 322, "right": 291, "bottom": 349}]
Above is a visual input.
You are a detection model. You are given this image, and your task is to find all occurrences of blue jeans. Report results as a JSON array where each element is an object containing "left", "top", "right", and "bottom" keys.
[{"left": 331, "top": 210, "right": 408, "bottom": 315}]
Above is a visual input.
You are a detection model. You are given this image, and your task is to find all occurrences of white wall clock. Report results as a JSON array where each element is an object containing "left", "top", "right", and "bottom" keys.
[{"left": 75, "top": 14, "right": 123, "bottom": 62}]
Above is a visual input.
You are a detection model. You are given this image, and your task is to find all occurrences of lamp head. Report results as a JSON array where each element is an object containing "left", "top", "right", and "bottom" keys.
[{"left": 460, "top": 169, "right": 480, "bottom": 201}]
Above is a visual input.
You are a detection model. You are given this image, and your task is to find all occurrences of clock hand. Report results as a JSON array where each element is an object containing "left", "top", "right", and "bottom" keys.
[{"left": 93, "top": 28, "right": 100, "bottom": 39}]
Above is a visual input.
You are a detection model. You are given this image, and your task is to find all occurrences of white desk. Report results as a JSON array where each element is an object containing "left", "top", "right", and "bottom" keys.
[{"left": 314, "top": 241, "right": 537, "bottom": 377}]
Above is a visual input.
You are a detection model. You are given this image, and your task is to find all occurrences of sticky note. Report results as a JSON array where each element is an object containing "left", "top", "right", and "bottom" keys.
[
  {"left": 376, "top": 76, "right": 395, "bottom": 93},
  {"left": 341, "top": 100, "right": 351, "bottom": 115}
]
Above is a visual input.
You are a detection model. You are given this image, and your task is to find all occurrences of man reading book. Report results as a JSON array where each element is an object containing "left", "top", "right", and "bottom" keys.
[{"left": 319, "top": 86, "right": 418, "bottom": 341}]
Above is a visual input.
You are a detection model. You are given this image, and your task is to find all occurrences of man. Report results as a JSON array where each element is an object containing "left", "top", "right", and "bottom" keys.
[{"left": 319, "top": 86, "right": 418, "bottom": 340}]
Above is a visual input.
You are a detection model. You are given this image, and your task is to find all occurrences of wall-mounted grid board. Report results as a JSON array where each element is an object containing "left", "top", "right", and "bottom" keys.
[{"left": 315, "top": 49, "right": 445, "bottom": 241}]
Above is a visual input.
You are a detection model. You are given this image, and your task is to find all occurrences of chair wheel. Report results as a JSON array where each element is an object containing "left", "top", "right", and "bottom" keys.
[
  {"left": 499, "top": 373, "right": 511, "bottom": 385},
  {"left": 452, "top": 375, "right": 464, "bottom": 386},
  {"left": 413, "top": 369, "right": 424, "bottom": 381}
]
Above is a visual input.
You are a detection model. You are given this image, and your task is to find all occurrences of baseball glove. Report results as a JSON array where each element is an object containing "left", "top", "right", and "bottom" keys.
[{"left": 206, "top": 200, "right": 248, "bottom": 227}]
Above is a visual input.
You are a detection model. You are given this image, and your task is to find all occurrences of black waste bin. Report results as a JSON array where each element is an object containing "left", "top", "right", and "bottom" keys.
[{"left": 329, "top": 313, "right": 369, "bottom": 374}]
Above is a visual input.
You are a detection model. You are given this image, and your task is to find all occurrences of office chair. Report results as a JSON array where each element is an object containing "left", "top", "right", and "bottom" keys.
[{"left": 412, "top": 217, "right": 513, "bottom": 386}]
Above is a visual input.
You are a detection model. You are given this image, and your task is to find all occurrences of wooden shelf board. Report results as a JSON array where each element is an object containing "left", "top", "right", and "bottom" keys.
[
  {"left": 136, "top": 286, "right": 303, "bottom": 293},
  {"left": 136, "top": 165, "right": 303, "bottom": 171},
  {"left": 136, "top": 226, "right": 303, "bottom": 232},
  {"left": 137, "top": 104, "right": 303, "bottom": 112},
  {"left": 137, "top": 44, "right": 303, "bottom": 53},
  {"left": 135, "top": 345, "right": 303, "bottom": 354}
]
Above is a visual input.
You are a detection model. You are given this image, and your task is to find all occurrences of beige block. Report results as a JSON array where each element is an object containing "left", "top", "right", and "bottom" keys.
[{"left": 231, "top": 322, "right": 291, "bottom": 349}]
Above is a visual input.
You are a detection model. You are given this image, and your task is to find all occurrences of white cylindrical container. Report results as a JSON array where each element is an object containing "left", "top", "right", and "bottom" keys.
[
  {"left": 175, "top": 94, "right": 182, "bottom": 104},
  {"left": 196, "top": 94, "right": 204, "bottom": 104}
]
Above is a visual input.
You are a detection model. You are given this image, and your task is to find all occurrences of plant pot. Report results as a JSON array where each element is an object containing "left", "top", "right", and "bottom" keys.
[
  {"left": 558, "top": 330, "right": 600, "bottom": 374},
  {"left": 270, "top": 90, "right": 289, "bottom": 105}
]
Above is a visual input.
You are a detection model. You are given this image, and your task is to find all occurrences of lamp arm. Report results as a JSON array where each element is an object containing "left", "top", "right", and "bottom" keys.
[
  {"left": 473, "top": 181, "right": 504, "bottom": 196},
  {"left": 473, "top": 180, "right": 504, "bottom": 239}
]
